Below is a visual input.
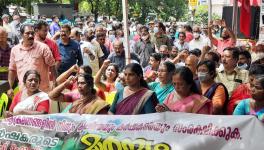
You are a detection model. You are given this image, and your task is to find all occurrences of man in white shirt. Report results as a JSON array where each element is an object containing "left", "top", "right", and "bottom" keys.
[{"left": 189, "top": 26, "right": 208, "bottom": 51}]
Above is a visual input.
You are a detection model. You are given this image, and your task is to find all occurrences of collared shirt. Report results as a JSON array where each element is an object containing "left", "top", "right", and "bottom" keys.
[
  {"left": 9, "top": 41, "right": 55, "bottom": 92},
  {"left": 108, "top": 52, "right": 140, "bottom": 72},
  {"left": 0, "top": 44, "right": 11, "bottom": 80},
  {"left": 50, "top": 22, "right": 60, "bottom": 36},
  {"left": 44, "top": 38, "right": 61, "bottom": 61},
  {"left": 215, "top": 67, "right": 249, "bottom": 97},
  {"left": 134, "top": 39, "right": 155, "bottom": 68},
  {"left": 189, "top": 37, "right": 209, "bottom": 51},
  {"left": 212, "top": 38, "right": 236, "bottom": 55},
  {"left": 57, "top": 39, "right": 83, "bottom": 74},
  {"left": 80, "top": 41, "right": 96, "bottom": 67},
  {"left": 174, "top": 40, "right": 189, "bottom": 51},
  {"left": 152, "top": 34, "right": 172, "bottom": 50}
]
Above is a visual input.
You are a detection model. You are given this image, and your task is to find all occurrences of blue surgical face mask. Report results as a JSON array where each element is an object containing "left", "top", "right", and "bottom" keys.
[
  {"left": 154, "top": 27, "right": 159, "bottom": 33},
  {"left": 198, "top": 72, "right": 209, "bottom": 82},
  {"left": 237, "top": 63, "right": 248, "bottom": 70}
]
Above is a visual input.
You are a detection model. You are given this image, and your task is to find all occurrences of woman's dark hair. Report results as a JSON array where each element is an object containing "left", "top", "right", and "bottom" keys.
[
  {"left": 80, "top": 65, "right": 92, "bottom": 75},
  {"left": 249, "top": 64, "right": 264, "bottom": 76},
  {"left": 178, "top": 32, "right": 186, "bottom": 38},
  {"left": 124, "top": 63, "right": 149, "bottom": 89},
  {"left": 250, "top": 65, "right": 264, "bottom": 88},
  {"left": 162, "top": 61, "right": 176, "bottom": 74},
  {"left": 23, "top": 70, "right": 41, "bottom": 84},
  {"left": 197, "top": 60, "right": 217, "bottom": 79},
  {"left": 78, "top": 73, "right": 96, "bottom": 95},
  {"left": 157, "top": 22, "right": 166, "bottom": 32},
  {"left": 184, "top": 25, "right": 193, "bottom": 32},
  {"left": 174, "top": 66, "right": 201, "bottom": 94},
  {"left": 150, "top": 53, "right": 161, "bottom": 62},
  {"left": 104, "top": 63, "right": 119, "bottom": 81}
]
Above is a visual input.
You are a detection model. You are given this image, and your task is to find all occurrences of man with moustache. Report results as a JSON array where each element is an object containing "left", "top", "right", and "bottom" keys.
[
  {"left": 215, "top": 47, "right": 249, "bottom": 97},
  {"left": 8, "top": 24, "right": 55, "bottom": 96},
  {"left": 57, "top": 24, "right": 83, "bottom": 75},
  {"left": 108, "top": 40, "right": 140, "bottom": 71}
]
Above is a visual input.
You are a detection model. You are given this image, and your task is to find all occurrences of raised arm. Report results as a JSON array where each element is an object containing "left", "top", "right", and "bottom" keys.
[
  {"left": 208, "top": 21, "right": 218, "bottom": 46},
  {"left": 49, "top": 76, "right": 77, "bottom": 102},
  {"left": 95, "top": 60, "right": 111, "bottom": 92},
  {"left": 56, "top": 65, "right": 78, "bottom": 85}
]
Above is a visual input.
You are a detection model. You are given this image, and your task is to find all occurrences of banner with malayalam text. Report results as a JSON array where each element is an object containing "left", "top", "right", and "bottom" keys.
[{"left": 0, "top": 112, "right": 263, "bottom": 150}]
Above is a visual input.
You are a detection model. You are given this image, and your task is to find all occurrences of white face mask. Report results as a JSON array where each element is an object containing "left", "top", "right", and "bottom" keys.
[
  {"left": 198, "top": 72, "right": 209, "bottom": 82},
  {"left": 193, "top": 33, "right": 200, "bottom": 39},
  {"left": 237, "top": 63, "right": 248, "bottom": 70},
  {"left": 154, "top": 27, "right": 159, "bottom": 33}
]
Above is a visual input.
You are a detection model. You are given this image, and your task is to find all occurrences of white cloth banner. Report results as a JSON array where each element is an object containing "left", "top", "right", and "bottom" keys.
[{"left": 0, "top": 112, "right": 263, "bottom": 150}]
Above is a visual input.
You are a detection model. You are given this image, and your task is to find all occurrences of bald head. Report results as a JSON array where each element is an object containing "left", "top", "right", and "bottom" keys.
[
  {"left": 185, "top": 55, "right": 199, "bottom": 76},
  {"left": 113, "top": 40, "right": 124, "bottom": 56},
  {"left": 70, "top": 27, "right": 81, "bottom": 42}
]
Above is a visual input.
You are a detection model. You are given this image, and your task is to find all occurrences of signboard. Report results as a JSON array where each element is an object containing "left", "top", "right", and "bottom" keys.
[
  {"left": 0, "top": 112, "right": 263, "bottom": 149},
  {"left": 189, "top": 0, "right": 199, "bottom": 7}
]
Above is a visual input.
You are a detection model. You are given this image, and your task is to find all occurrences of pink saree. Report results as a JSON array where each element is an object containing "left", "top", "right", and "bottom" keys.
[{"left": 164, "top": 91, "right": 212, "bottom": 114}]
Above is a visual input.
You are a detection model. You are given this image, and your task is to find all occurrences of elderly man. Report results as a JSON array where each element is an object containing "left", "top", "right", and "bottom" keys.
[
  {"left": 8, "top": 24, "right": 55, "bottom": 96},
  {"left": 189, "top": 26, "right": 209, "bottom": 51},
  {"left": 215, "top": 47, "right": 248, "bottom": 96},
  {"left": 2, "top": 14, "right": 11, "bottom": 33},
  {"left": 108, "top": 40, "right": 140, "bottom": 71},
  {"left": 0, "top": 27, "right": 11, "bottom": 80},
  {"left": 185, "top": 55, "right": 199, "bottom": 79}
]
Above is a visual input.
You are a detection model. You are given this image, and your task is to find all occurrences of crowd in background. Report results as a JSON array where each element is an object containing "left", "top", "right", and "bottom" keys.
[{"left": 0, "top": 13, "right": 264, "bottom": 121}]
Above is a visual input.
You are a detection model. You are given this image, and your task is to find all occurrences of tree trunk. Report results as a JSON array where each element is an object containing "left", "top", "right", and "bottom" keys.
[{"left": 94, "top": 0, "right": 100, "bottom": 23}]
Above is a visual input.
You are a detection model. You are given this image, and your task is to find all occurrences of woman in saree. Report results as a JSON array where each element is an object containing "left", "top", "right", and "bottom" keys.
[
  {"left": 49, "top": 73, "right": 109, "bottom": 114},
  {"left": 233, "top": 64, "right": 264, "bottom": 120},
  {"left": 227, "top": 64, "right": 264, "bottom": 114},
  {"left": 6, "top": 70, "right": 49, "bottom": 117},
  {"left": 196, "top": 60, "right": 229, "bottom": 114},
  {"left": 109, "top": 63, "right": 158, "bottom": 115},
  {"left": 148, "top": 61, "right": 176, "bottom": 104},
  {"left": 156, "top": 66, "right": 212, "bottom": 114},
  {"left": 95, "top": 60, "right": 119, "bottom": 102}
]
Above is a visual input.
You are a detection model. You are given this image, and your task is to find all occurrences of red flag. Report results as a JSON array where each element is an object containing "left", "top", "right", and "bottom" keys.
[{"left": 240, "top": 0, "right": 251, "bottom": 38}]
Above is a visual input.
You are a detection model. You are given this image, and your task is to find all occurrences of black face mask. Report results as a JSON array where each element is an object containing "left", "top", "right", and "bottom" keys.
[
  {"left": 87, "top": 35, "right": 95, "bottom": 41},
  {"left": 160, "top": 53, "right": 169, "bottom": 59}
]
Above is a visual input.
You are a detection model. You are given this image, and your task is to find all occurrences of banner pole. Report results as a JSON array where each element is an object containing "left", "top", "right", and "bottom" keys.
[{"left": 122, "top": 0, "right": 131, "bottom": 65}]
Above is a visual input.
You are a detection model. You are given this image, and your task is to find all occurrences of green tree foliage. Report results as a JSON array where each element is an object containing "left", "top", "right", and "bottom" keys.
[
  {"left": 78, "top": 0, "right": 188, "bottom": 23},
  {"left": 180, "top": 5, "right": 221, "bottom": 26}
]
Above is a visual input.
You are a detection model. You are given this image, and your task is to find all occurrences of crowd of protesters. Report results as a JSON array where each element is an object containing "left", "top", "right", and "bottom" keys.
[{"left": 0, "top": 14, "right": 264, "bottom": 121}]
